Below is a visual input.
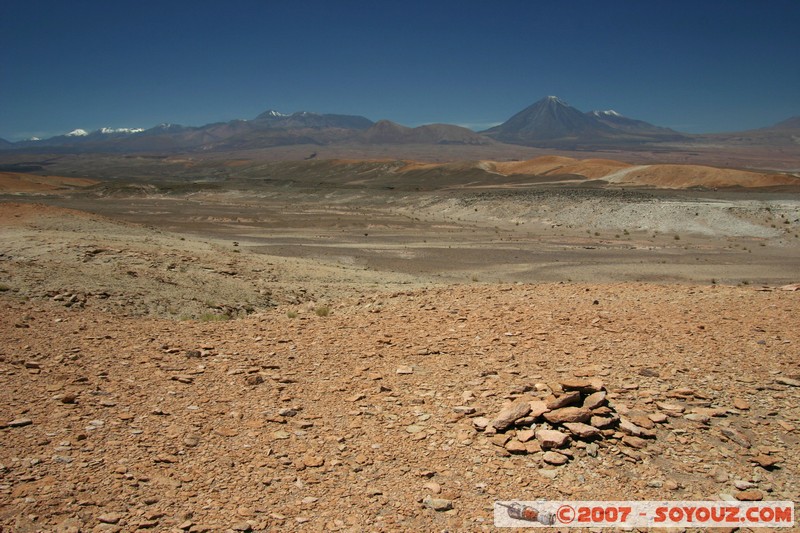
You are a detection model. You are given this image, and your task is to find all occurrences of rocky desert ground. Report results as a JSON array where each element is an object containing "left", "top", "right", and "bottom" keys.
[{"left": 1, "top": 154, "right": 799, "bottom": 532}]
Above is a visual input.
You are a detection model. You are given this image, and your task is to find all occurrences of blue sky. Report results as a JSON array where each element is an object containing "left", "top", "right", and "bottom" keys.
[{"left": 1, "top": 0, "right": 798, "bottom": 141}]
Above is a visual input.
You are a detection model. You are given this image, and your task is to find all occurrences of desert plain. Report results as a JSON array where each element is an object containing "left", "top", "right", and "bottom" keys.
[{"left": 1, "top": 149, "right": 799, "bottom": 532}]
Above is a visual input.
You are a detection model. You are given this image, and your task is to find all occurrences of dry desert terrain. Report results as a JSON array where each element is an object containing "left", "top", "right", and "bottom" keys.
[{"left": 1, "top": 154, "right": 799, "bottom": 532}]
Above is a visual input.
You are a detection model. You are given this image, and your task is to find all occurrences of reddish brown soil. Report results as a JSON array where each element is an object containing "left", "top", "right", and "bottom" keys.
[
  {"left": 0, "top": 190, "right": 798, "bottom": 531},
  {"left": 1, "top": 215, "right": 799, "bottom": 531},
  {"left": 0, "top": 173, "right": 97, "bottom": 193}
]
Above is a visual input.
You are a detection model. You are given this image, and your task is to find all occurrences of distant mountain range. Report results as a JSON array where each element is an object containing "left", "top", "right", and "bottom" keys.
[
  {"left": 360, "top": 121, "right": 491, "bottom": 145},
  {"left": 2, "top": 97, "right": 797, "bottom": 153},
  {"left": 253, "top": 110, "right": 373, "bottom": 130}
]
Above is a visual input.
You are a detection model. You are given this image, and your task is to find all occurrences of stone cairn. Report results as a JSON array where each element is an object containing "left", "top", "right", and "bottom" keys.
[{"left": 473, "top": 378, "right": 656, "bottom": 465}]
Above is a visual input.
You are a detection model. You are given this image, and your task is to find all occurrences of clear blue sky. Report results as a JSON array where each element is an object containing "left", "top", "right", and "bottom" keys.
[{"left": 1, "top": 0, "right": 798, "bottom": 141}]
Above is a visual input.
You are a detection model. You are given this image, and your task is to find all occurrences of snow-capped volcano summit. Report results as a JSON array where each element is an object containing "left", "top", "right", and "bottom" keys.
[
  {"left": 588, "top": 109, "right": 678, "bottom": 136},
  {"left": 590, "top": 110, "right": 623, "bottom": 118},
  {"left": 253, "top": 109, "right": 373, "bottom": 130},
  {"left": 262, "top": 110, "right": 288, "bottom": 118},
  {"left": 545, "top": 95, "right": 567, "bottom": 105},
  {"left": 99, "top": 127, "right": 144, "bottom": 134},
  {"left": 64, "top": 127, "right": 144, "bottom": 138}
]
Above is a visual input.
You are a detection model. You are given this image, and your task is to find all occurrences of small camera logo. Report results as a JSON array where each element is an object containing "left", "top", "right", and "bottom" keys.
[{"left": 497, "top": 502, "right": 556, "bottom": 525}]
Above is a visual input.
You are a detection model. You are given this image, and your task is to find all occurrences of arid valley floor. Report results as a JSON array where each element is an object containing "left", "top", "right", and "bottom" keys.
[{"left": 1, "top": 152, "right": 799, "bottom": 532}]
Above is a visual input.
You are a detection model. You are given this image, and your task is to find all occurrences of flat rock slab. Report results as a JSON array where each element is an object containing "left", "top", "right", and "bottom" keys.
[
  {"left": 720, "top": 427, "right": 751, "bottom": 448},
  {"left": 735, "top": 490, "right": 764, "bottom": 501},
  {"left": 423, "top": 498, "right": 453, "bottom": 512},
  {"left": 543, "top": 451, "right": 569, "bottom": 465},
  {"left": 563, "top": 422, "right": 601, "bottom": 439},
  {"left": 546, "top": 391, "right": 581, "bottom": 410},
  {"left": 528, "top": 400, "right": 549, "bottom": 418},
  {"left": 490, "top": 400, "right": 532, "bottom": 431},
  {"left": 619, "top": 418, "right": 656, "bottom": 438},
  {"left": 536, "top": 429, "right": 569, "bottom": 449},
  {"left": 751, "top": 454, "right": 780, "bottom": 469},
  {"left": 504, "top": 440, "right": 527, "bottom": 454},
  {"left": 582, "top": 391, "right": 607, "bottom": 410},
  {"left": 543, "top": 407, "right": 591, "bottom": 425},
  {"left": 656, "top": 402, "right": 686, "bottom": 414},
  {"left": 560, "top": 378, "right": 604, "bottom": 393}
]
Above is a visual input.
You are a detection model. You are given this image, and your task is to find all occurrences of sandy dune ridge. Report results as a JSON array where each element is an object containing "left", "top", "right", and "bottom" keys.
[
  {"left": 476, "top": 157, "right": 799, "bottom": 188},
  {"left": 0, "top": 172, "right": 98, "bottom": 193}
]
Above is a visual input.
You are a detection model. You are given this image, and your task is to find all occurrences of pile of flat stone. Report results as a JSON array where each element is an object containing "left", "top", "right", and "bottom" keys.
[{"left": 474, "top": 378, "right": 656, "bottom": 465}]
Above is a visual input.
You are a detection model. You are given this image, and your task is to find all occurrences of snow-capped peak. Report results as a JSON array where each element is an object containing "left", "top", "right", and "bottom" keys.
[
  {"left": 66, "top": 128, "right": 89, "bottom": 137},
  {"left": 28, "top": 137, "right": 41, "bottom": 141},
  {"left": 265, "top": 110, "right": 287, "bottom": 117},
  {"left": 99, "top": 127, "right": 144, "bottom": 134},
  {"left": 592, "top": 110, "right": 623, "bottom": 118}
]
